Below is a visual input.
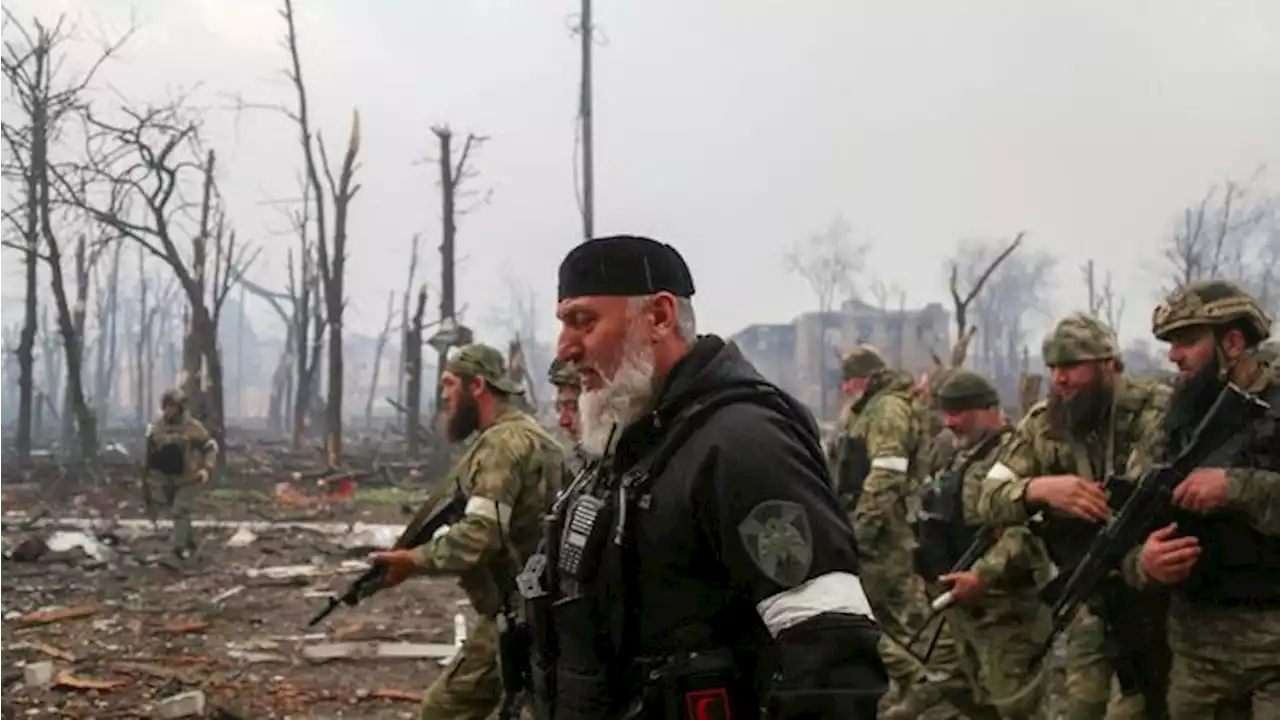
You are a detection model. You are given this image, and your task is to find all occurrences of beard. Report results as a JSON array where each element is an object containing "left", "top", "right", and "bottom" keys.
[
  {"left": 1047, "top": 375, "right": 1112, "bottom": 438},
  {"left": 578, "top": 330, "right": 657, "bottom": 457},
  {"left": 1164, "top": 355, "right": 1225, "bottom": 442},
  {"left": 447, "top": 388, "right": 481, "bottom": 442}
]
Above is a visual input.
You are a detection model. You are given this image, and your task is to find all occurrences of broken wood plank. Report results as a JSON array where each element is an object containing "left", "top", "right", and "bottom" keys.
[
  {"left": 54, "top": 670, "right": 127, "bottom": 691},
  {"left": 158, "top": 620, "right": 209, "bottom": 635},
  {"left": 13, "top": 603, "right": 98, "bottom": 627},
  {"left": 366, "top": 687, "right": 422, "bottom": 703}
]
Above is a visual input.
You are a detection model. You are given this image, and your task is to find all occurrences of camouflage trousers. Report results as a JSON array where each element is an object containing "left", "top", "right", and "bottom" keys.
[
  {"left": 420, "top": 615, "right": 501, "bottom": 720},
  {"left": 144, "top": 475, "right": 198, "bottom": 554},
  {"left": 1166, "top": 599, "right": 1280, "bottom": 720},
  {"left": 907, "top": 610, "right": 1002, "bottom": 720},
  {"left": 1060, "top": 605, "right": 1148, "bottom": 720},
  {"left": 948, "top": 597, "right": 1051, "bottom": 720}
]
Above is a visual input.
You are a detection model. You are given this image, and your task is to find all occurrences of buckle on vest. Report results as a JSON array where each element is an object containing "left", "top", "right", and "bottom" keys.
[{"left": 684, "top": 687, "right": 731, "bottom": 720}]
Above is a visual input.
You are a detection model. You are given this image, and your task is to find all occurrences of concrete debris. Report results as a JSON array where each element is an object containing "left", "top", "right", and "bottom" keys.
[
  {"left": 339, "top": 524, "right": 399, "bottom": 552},
  {"left": 23, "top": 661, "right": 54, "bottom": 688},
  {"left": 224, "top": 527, "right": 258, "bottom": 548},
  {"left": 155, "top": 690, "right": 207, "bottom": 719},
  {"left": 210, "top": 585, "right": 245, "bottom": 605},
  {"left": 301, "top": 641, "right": 456, "bottom": 663},
  {"left": 46, "top": 530, "right": 115, "bottom": 564},
  {"left": 226, "top": 649, "right": 287, "bottom": 664}
]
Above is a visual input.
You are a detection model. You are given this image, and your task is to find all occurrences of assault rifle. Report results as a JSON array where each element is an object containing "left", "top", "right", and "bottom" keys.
[
  {"left": 1033, "top": 383, "right": 1267, "bottom": 659},
  {"left": 307, "top": 482, "right": 466, "bottom": 627}
]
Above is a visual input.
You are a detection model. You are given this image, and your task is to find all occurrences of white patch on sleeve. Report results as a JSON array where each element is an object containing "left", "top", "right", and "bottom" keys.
[
  {"left": 464, "top": 496, "right": 513, "bottom": 530},
  {"left": 987, "top": 462, "right": 1017, "bottom": 482},
  {"left": 431, "top": 524, "right": 452, "bottom": 540},
  {"left": 755, "top": 571, "right": 875, "bottom": 637},
  {"left": 870, "top": 456, "right": 909, "bottom": 473}
]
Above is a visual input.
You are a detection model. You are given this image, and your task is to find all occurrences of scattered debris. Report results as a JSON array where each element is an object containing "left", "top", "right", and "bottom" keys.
[
  {"left": 158, "top": 619, "right": 208, "bottom": 635},
  {"left": 210, "top": 585, "right": 245, "bottom": 605},
  {"left": 155, "top": 690, "right": 206, "bottom": 719},
  {"left": 54, "top": 670, "right": 127, "bottom": 691},
  {"left": 23, "top": 661, "right": 54, "bottom": 688},
  {"left": 224, "top": 527, "right": 257, "bottom": 548},
  {"left": 301, "top": 641, "right": 455, "bottom": 663},
  {"left": 13, "top": 603, "right": 98, "bottom": 628},
  {"left": 364, "top": 687, "right": 423, "bottom": 703},
  {"left": 46, "top": 530, "right": 115, "bottom": 563}
]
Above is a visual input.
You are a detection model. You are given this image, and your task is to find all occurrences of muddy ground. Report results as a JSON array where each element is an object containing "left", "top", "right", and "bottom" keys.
[{"left": 1, "top": 479, "right": 464, "bottom": 719}]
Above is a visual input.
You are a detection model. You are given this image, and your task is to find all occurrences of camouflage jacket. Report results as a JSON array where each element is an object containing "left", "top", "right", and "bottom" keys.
[
  {"left": 844, "top": 371, "right": 928, "bottom": 533},
  {"left": 946, "top": 426, "right": 1052, "bottom": 612},
  {"left": 409, "top": 404, "right": 567, "bottom": 616},
  {"left": 977, "top": 377, "right": 1169, "bottom": 558},
  {"left": 144, "top": 413, "right": 218, "bottom": 483},
  {"left": 1122, "top": 364, "right": 1280, "bottom": 589}
]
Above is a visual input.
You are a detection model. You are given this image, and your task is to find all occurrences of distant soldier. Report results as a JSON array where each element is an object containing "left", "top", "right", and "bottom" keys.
[
  {"left": 142, "top": 388, "right": 218, "bottom": 561},
  {"left": 918, "top": 370, "right": 1053, "bottom": 719},
  {"left": 837, "top": 345, "right": 955, "bottom": 717},
  {"left": 370, "top": 343, "right": 567, "bottom": 720},
  {"left": 978, "top": 313, "right": 1167, "bottom": 720},
  {"left": 547, "top": 358, "right": 581, "bottom": 443}
]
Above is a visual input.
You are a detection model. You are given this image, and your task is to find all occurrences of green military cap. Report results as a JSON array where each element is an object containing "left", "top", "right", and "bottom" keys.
[
  {"left": 161, "top": 388, "right": 186, "bottom": 406},
  {"left": 548, "top": 358, "right": 581, "bottom": 389},
  {"left": 1152, "top": 279, "right": 1272, "bottom": 345},
  {"left": 445, "top": 343, "right": 524, "bottom": 395},
  {"left": 1041, "top": 312, "right": 1118, "bottom": 366},
  {"left": 842, "top": 344, "right": 887, "bottom": 380},
  {"left": 935, "top": 370, "right": 1000, "bottom": 412}
]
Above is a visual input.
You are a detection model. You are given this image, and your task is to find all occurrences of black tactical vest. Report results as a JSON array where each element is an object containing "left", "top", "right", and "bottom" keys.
[{"left": 1179, "top": 380, "right": 1280, "bottom": 607}]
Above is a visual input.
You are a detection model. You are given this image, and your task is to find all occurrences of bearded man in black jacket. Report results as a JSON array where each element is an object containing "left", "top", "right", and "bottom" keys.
[{"left": 519, "top": 235, "right": 886, "bottom": 720}]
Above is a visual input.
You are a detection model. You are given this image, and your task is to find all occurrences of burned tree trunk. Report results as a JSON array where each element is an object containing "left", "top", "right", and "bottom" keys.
[
  {"left": 93, "top": 240, "right": 122, "bottom": 426},
  {"left": 366, "top": 290, "right": 395, "bottom": 428},
  {"left": 405, "top": 285, "right": 428, "bottom": 456}
]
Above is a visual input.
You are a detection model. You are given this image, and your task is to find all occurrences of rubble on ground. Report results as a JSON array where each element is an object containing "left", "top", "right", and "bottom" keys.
[{"left": 1, "top": 462, "right": 469, "bottom": 719}]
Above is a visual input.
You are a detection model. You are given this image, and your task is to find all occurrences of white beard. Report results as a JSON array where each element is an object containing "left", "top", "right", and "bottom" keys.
[{"left": 578, "top": 336, "right": 656, "bottom": 457}]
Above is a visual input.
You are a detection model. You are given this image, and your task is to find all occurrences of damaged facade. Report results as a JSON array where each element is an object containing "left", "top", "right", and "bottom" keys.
[{"left": 731, "top": 298, "right": 951, "bottom": 418}]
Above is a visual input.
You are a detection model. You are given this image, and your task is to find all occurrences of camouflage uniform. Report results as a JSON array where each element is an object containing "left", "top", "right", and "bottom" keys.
[
  {"left": 143, "top": 388, "right": 218, "bottom": 558},
  {"left": 547, "top": 358, "right": 585, "bottom": 472},
  {"left": 837, "top": 347, "right": 945, "bottom": 712},
  {"left": 410, "top": 344, "right": 568, "bottom": 720},
  {"left": 933, "top": 371, "right": 1054, "bottom": 720},
  {"left": 977, "top": 313, "right": 1167, "bottom": 720},
  {"left": 1122, "top": 281, "right": 1280, "bottom": 720}
]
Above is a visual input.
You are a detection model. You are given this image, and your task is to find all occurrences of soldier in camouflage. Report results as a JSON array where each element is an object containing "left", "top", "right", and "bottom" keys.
[
  {"left": 1121, "top": 280, "right": 1280, "bottom": 719},
  {"left": 547, "top": 357, "right": 581, "bottom": 443},
  {"left": 836, "top": 345, "right": 954, "bottom": 717},
  {"left": 977, "top": 312, "right": 1168, "bottom": 720},
  {"left": 371, "top": 343, "right": 567, "bottom": 720},
  {"left": 142, "top": 388, "right": 218, "bottom": 561},
  {"left": 924, "top": 371, "right": 1053, "bottom": 720}
]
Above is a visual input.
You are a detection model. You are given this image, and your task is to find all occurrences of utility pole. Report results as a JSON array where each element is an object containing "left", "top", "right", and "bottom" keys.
[{"left": 579, "top": 0, "right": 595, "bottom": 240}]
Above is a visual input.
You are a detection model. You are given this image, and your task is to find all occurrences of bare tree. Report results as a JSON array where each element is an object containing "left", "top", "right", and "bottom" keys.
[
  {"left": 869, "top": 279, "right": 908, "bottom": 367},
  {"left": 64, "top": 102, "right": 257, "bottom": 461},
  {"left": 403, "top": 284, "right": 429, "bottom": 457},
  {"left": 1, "top": 13, "right": 129, "bottom": 458},
  {"left": 944, "top": 232, "right": 1024, "bottom": 367},
  {"left": 365, "top": 291, "right": 396, "bottom": 428},
  {"left": 1161, "top": 174, "right": 1280, "bottom": 326},
  {"left": 946, "top": 235, "right": 1054, "bottom": 397},
  {"left": 278, "top": 0, "right": 362, "bottom": 465},
  {"left": 396, "top": 232, "right": 424, "bottom": 406},
  {"left": 786, "top": 215, "right": 868, "bottom": 313},
  {"left": 91, "top": 239, "right": 122, "bottom": 425},
  {"left": 786, "top": 215, "right": 869, "bottom": 418},
  {"left": 1082, "top": 259, "right": 1125, "bottom": 335},
  {"left": 488, "top": 267, "right": 549, "bottom": 406},
  {"left": 431, "top": 125, "right": 487, "bottom": 415}
]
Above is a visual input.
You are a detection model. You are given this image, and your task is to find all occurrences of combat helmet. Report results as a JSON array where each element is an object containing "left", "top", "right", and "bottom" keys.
[
  {"left": 1152, "top": 279, "right": 1272, "bottom": 345},
  {"left": 1041, "top": 312, "right": 1118, "bottom": 366},
  {"left": 161, "top": 388, "right": 187, "bottom": 407},
  {"left": 548, "top": 358, "right": 581, "bottom": 389}
]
